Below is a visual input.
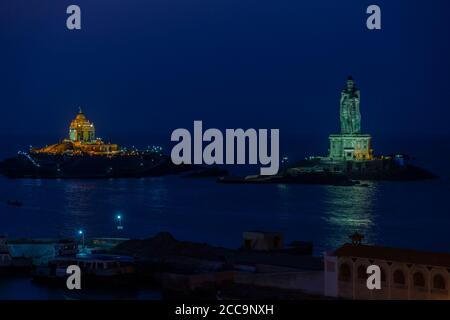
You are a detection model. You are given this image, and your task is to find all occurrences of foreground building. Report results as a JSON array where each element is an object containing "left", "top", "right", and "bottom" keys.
[{"left": 324, "top": 235, "right": 450, "bottom": 300}]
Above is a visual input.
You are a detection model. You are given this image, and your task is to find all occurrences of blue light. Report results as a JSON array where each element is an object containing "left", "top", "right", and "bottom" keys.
[
  {"left": 78, "top": 230, "right": 83, "bottom": 235},
  {"left": 117, "top": 215, "right": 122, "bottom": 220}
]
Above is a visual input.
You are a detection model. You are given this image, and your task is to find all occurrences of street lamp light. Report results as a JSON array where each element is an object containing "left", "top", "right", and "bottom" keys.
[
  {"left": 116, "top": 214, "right": 123, "bottom": 230},
  {"left": 78, "top": 229, "right": 85, "bottom": 248}
]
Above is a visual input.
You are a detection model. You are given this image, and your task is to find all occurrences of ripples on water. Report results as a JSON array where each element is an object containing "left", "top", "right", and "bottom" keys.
[
  {"left": 321, "top": 184, "right": 378, "bottom": 251},
  {"left": 0, "top": 176, "right": 449, "bottom": 255}
]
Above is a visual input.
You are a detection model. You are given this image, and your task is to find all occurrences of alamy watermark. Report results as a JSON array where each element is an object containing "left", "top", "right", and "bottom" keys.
[
  {"left": 171, "top": 121, "right": 280, "bottom": 176},
  {"left": 66, "top": 5, "right": 81, "bottom": 30},
  {"left": 367, "top": 265, "right": 381, "bottom": 290},
  {"left": 66, "top": 265, "right": 81, "bottom": 290},
  {"left": 65, "top": 4, "right": 381, "bottom": 31},
  {"left": 366, "top": 5, "right": 381, "bottom": 30}
]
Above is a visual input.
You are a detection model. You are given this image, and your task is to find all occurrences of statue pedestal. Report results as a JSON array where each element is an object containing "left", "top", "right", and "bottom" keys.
[{"left": 328, "top": 134, "right": 373, "bottom": 161}]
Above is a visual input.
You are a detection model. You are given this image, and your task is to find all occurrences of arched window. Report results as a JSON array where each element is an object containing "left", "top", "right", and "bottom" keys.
[
  {"left": 357, "top": 265, "right": 367, "bottom": 280},
  {"left": 393, "top": 269, "right": 406, "bottom": 285},
  {"left": 339, "top": 263, "right": 351, "bottom": 282},
  {"left": 413, "top": 272, "right": 425, "bottom": 287},
  {"left": 433, "top": 274, "right": 446, "bottom": 290}
]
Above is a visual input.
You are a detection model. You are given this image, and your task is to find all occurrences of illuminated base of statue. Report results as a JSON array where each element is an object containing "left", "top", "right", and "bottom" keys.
[{"left": 328, "top": 134, "right": 373, "bottom": 161}]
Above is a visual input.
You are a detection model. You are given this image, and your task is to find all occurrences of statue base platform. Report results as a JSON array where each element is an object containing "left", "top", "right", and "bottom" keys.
[{"left": 328, "top": 134, "right": 372, "bottom": 161}]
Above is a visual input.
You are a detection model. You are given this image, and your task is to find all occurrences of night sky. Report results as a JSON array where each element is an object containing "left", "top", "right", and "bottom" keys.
[{"left": 1, "top": 0, "right": 450, "bottom": 145}]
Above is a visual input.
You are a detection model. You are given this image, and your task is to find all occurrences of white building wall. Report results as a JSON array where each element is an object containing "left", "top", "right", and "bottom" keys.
[{"left": 324, "top": 253, "right": 338, "bottom": 297}]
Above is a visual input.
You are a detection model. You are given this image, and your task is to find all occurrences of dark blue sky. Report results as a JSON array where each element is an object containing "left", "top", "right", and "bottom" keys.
[{"left": 2, "top": 0, "right": 450, "bottom": 143}]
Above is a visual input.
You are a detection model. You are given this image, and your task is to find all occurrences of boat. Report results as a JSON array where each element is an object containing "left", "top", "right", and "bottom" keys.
[
  {"left": 32, "top": 254, "right": 137, "bottom": 287},
  {"left": 54, "top": 239, "right": 79, "bottom": 257},
  {"left": 217, "top": 172, "right": 358, "bottom": 186},
  {"left": 7, "top": 200, "right": 23, "bottom": 207},
  {"left": 9, "top": 237, "right": 131, "bottom": 266}
]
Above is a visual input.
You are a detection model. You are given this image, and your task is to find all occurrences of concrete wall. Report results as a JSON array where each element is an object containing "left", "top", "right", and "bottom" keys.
[
  {"left": 324, "top": 254, "right": 338, "bottom": 297},
  {"left": 161, "top": 271, "right": 234, "bottom": 292},
  {"left": 242, "top": 232, "right": 284, "bottom": 251},
  {"left": 235, "top": 270, "right": 324, "bottom": 295}
]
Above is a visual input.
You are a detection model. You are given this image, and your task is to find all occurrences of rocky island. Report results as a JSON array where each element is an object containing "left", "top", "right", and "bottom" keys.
[
  {"left": 0, "top": 109, "right": 191, "bottom": 178},
  {"left": 219, "top": 77, "right": 436, "bottom": 185}
]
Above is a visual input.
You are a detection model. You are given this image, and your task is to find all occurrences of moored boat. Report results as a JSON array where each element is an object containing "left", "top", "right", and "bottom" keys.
[
  {"left": 32, "top": 254, "right": 137, "bottom": 287},
  {"left": 7, "top": 200, "right": 23, "bottom": 207}
]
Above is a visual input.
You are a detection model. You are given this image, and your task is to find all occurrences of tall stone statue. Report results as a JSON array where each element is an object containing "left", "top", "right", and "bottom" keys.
[
  {"left": 340, "top": 76, "right": 361, "bottom": 134},
  {"left": 329, "top": 76, "right": 372, "bottom": 161}
]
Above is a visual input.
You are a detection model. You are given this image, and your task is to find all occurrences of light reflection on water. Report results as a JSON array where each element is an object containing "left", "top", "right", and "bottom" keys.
[
  {"left": 57, "top": 177, "right": 171, "bottom": 239},
  {"left": 276, "top": 184, "right": 293, "bottom": 222},
  {"left": 62, "top": 181, "right": 97, "bottom": 236},
  {"left": 321, "top": 183, "right": 378, "bottom": 251},
  {"left": 1, "top": 176, "right": 449, "bottom": 256}
]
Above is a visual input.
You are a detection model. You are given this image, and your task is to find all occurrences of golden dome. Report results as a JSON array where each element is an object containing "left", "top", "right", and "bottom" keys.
[
  {"left": 75, "top": 112, "right": 86, "bottom": 121},
  {"left": 70, "top": 108, "right": 92, "bottom": 128}
]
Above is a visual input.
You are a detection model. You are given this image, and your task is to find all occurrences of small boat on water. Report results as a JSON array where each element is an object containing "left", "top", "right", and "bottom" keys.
[
  {"left": 33, "top": 254, "right": 137, "bottom": 287},
  {"left": 7, "top": 200, "right": 23, "bottom": 207}
]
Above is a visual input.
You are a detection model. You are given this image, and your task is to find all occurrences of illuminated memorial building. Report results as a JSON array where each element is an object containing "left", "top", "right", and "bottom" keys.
[
  {"left": 0, "top": 108, "right": 169, "bottom": 178},
  {"left": 32, "top": 109, "right": 119, "bottom": 155}
]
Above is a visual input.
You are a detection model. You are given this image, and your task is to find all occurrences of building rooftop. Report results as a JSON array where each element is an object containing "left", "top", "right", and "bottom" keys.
[
  {"left": 334, "top": 243, "right": 450, "bottom": 268},
  {"left": 113, "top": 232, "right": 323, "bottom": 271}
]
